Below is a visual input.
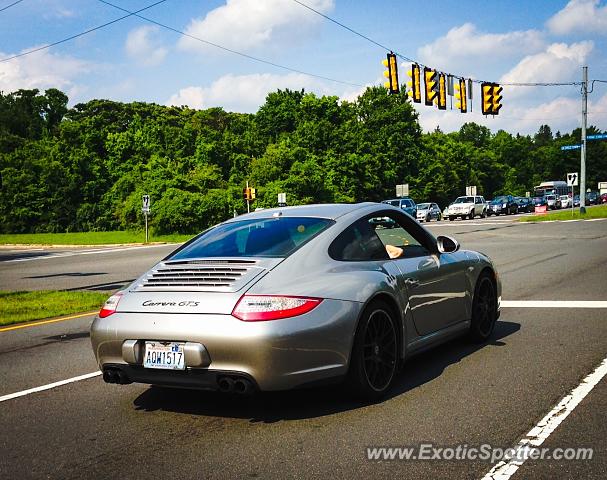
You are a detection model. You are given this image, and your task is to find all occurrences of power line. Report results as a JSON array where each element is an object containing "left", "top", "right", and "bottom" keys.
[
  {"left": 0, "top": 0, "right": 168, "bottom": 63},
  {"left": 0, "top": 0, "right": 24, "bottom": 13},
  {"left": 96, "top": 0, "right": 363, "bottom": 88},
  {"left": 291, "top": 0, "right": 581, "bottom": 87}
]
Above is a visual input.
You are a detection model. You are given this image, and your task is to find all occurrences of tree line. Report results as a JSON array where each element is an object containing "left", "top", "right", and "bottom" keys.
[{"left": 1, "top": 87, "right": 605, "bottom": 234}]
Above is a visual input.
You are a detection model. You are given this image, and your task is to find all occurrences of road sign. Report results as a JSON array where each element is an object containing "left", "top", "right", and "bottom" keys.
[
  {"left": 466, "top": 185, "right": 477, "bottom": 196},
  {"left": 142, "top": 195, "right": 150, "bottom": 212},
  {"left": 598, "top": 182, "right": 607, "bottom": 190},
  {"left": 277, "top": 192, "right": 286, "bottom": 206},
  {"left": 560, "top": 145, "right": 581, "bottom": 151},
  {"left": 396, "top": 184, "right": 409, "bottom": 197},
  {"left": 567, "top": 172, "right": 579, "bottom": 187},
  {"left": 587, "top": 134, "right": 607, "bottom": 140}
]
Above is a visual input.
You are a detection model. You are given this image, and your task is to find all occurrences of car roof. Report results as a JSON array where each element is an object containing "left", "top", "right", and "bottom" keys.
[{"left": 224, "top": 202, "right": 381, "bottom": 223}]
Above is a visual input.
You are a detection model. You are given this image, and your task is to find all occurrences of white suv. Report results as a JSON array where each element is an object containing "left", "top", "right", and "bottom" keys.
[{"left": 448, "top": 195, "right": 487, "bottom": 221}]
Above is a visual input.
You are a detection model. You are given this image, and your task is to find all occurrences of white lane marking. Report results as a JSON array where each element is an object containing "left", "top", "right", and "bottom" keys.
[
  {"left": 482, "top": 356, "right": 607, "bottom": 480},
  {"left": 0, "top": 371, "right": 101, "bottom": 403},
  {"left": 4, "top": 243, "right": 174, "bottom": 263},
  {"left": 501, "top": 300, "right": 607, "bottom": 308}
]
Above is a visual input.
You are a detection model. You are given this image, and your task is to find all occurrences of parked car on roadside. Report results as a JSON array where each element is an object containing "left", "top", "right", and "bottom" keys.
[
  {"left": 600, "top": 193, "right": 607, "bottom": 204},
  {"left": 514, "top": 197, "right": 533, "bottom": 213},
  {"left": 447, "top": 195, "right": 487, "bottom": 221},
  {"left": 532, "top": 196, "right": 547, "bottom": 207},
  {"left": 416, "top": 203, "right": 442, "bottom": 222},
  {"left": 382, "top": 197, "right": 417, "bottom": 218},
  {"left": 487, "top": 195, "right": 518, "bottom": 215},
  {"left": 573, "top": 195, "right": 580, "bottom": 207}
]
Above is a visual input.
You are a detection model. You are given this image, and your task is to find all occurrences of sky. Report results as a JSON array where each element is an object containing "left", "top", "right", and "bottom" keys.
[{"left": 1, "top": 0, "right": 606, "bottom": 136}]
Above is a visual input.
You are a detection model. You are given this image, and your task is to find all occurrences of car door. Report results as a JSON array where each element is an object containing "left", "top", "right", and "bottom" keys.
[{"left": 370, "top": 211, "right": 468, "bottom": 336}]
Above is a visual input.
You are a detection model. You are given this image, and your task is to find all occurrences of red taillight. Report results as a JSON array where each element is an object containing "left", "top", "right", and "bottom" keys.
[
  {"left": 232, "top": 295, "right": 323, "bottom": 322},
  {"left": 99, "top": 292, "right": 123, "bottom": 318}
]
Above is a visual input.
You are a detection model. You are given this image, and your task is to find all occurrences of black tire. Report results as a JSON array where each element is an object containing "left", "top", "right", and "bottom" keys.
[
  {"left": 468, "top": 273, "right": 498, "bottom": 343},
  {"left": 468, "top": 211, "right": 474, "bottom": 220},
  {"left": 449, "top": 216, "right": 455, "bottom": 221},
  {"left": 347, "top": 301, "right": 398, "bottom": 400},
  {"left": 425, "top": 214, "right": 430, "bottom": 223},
  {"left": 436, "top": 214, "right": 441, "bottom": 222}
]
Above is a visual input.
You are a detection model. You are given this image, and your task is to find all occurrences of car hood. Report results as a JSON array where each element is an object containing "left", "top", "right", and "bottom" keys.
[
  {"left": 117, "top": 258, "right": 283, "bottom": 314},
  {"left": 450, "top": 203, "right": 473, "bottom": 208}
]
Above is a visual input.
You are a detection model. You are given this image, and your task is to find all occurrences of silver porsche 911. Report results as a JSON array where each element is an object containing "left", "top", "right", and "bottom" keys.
[{"left": 91, "top": 202, "right": 501, "bottom": 399}]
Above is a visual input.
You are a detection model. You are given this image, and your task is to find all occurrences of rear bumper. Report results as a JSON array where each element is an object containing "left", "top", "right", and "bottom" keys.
[{"left": 90, "top": 299, "right": 361, "bottom": 391}]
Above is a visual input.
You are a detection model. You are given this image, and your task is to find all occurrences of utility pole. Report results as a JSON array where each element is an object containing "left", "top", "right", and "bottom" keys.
[{"left": 580, "top": 66, "right": 588, "bottom": 214}]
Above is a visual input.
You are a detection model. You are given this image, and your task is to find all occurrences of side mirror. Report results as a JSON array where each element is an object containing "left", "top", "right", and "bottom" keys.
[{"left": 436, "top": 235, "right": 460, "bottom": 253}]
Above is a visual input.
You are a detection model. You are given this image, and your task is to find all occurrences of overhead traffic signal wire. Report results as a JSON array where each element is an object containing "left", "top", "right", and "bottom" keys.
[
  {"left": 0, "top": 0, "right": 25, "bottom": 13},
  {"left": 0, "top": 0, "right": 168, "bottom": 63},
  {"left": 291, "top": 0, "right": 582, "bottom": 87},
  {"left": 97, "top": 0, "right": 364, "bottom": 88}
]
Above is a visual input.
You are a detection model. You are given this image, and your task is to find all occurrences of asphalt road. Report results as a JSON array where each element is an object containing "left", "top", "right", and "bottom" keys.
[{"left": 1, "top": 214, "right": 606, "bottom": 479}]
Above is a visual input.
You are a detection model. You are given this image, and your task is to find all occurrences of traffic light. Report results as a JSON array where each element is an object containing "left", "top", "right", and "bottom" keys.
[
  {"left": 407, "top": 63, "right": 421, "bottom": 103},
  {"left": 454, "top": 78, "right": 467, "bottom": 113},
  {"left": 424, "top": 67, "right": 438, "bottom": 106},
  {"left": 481, "top": 82, "right": 503, "bottom": 115},
  {"left": 243, "top": 187, "right": 256, "bottom": 201},
  {"left": 437, "top": 73, "right": 447, "bottom": 110},
  {"left": 382, "top": 52, "right": 399, "bottom": 94}
]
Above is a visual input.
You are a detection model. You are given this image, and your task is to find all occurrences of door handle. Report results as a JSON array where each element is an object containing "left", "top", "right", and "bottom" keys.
[{"left": 405, "top": 278, "right": 420, "bottom": 288}]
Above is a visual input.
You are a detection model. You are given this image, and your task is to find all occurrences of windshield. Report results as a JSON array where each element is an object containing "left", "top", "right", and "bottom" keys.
[
  {"left": 492, "top": 196, "right": 508, "bottom": 203},
  {"left": 546, "top": 195, "right": 556, "bottom": 200},
  {"left": 454, "top": 197, "right": 474, "bottom": 204},
  {"left": 401, "top": 199, "right": 414, "bottom": 208},
  {"left": 170, "top": 217, "right": 333, "bottom": 259},
  {"left": 417, "top": 203, "right": 430, "bottom": 209}
]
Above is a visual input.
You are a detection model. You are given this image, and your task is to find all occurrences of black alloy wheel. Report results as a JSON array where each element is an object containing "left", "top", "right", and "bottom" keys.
[
  {"left": 469, "top": 274, "right": 498, "bottom": 342},
  {"left": 348, "top": 301, "right": 398, "bottom": 400}
]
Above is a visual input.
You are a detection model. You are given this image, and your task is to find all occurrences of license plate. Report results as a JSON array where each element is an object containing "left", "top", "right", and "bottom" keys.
[{"left": 143, "top": 342, "right": 185, "bottom": 370}]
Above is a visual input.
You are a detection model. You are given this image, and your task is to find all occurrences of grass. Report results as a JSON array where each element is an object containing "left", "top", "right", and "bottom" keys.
[
  {"left": 0, "top": 290, "right": 110, "bottom": 326},
  {"left": 519, "top": 204, "right": 607, "bottom": 222},
  {"left": 0, "top": 231, "right": 193, "bottom": 245}
]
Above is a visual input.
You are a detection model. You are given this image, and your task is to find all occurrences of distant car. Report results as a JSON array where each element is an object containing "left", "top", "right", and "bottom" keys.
[
  {"left": 91, "top": 202, "right": 501, "bottom": 399},
  {"left": 514, "top": 197, "right": 533, "bottom": 213},
  {"left": 600, "top": 193, "right": 607, "bottom": 204},
  {"left": 416, "top": 203, "right": 442, "bottom": 222},
  {"left": 573, "top": 195, "right": 580, "bottom": 207},
  {"left": 382, "top": 198, "right": 417, "bottom": 218},
  {"left": 545, "top": 194, "right": 558, "bottom": 210},
  {"left": 587, "top": 191, "right": 599, "bottom": 205},
  {"left": 532, "top": 196, "right": 547, "bottom": 207},
  {"left": 487, "top": 195, "right": 518, "bottom": 215},
  {"left": 447, "top": 195, "right": 487, "bottom": 221},
  {"left": 559, "top": 195, "right": 571, "bottom": 209}
]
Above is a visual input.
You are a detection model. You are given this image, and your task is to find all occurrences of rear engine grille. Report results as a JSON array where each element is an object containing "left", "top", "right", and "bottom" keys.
[{"left": 136, "top": 261, "right": 259, "bottom": 291}]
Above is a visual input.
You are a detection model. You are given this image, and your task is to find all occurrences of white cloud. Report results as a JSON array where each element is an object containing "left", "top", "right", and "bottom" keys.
[
  {"left": 178, "top": 0, "right": 334, "bottom": 54},
  {"left": 0, "top": 48, "right": 90, "bottom": 97},
  {"left": 167, "top": 72, "right": 333, "bottom": 112},
  {"left": 125, "top": 26, "right": 168, "bottom": 67},
  {"left": 500, "top": 41, "right": 593, "bottom": 93},
  {"left": 418, "top": 23, "right": 545, "bottom": 72},
  {"left": 547, "top": 0, "right": 607, "bottom": 35}
]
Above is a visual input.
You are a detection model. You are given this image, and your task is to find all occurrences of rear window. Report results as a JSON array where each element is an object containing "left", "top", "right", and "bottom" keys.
[{"left": 170, "top": 217, "right": 333, "bottom": 259}]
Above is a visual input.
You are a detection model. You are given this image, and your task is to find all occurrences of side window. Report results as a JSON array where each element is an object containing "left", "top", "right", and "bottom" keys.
[
  {"left": 328, "top": 219, "right": 388, "bottom": 261},
  {"left": 369, "top": 213, "right": 430, "bottom": 259},
  {"left": 475, "top": 197, "right": 482, "bottom": 204}
]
